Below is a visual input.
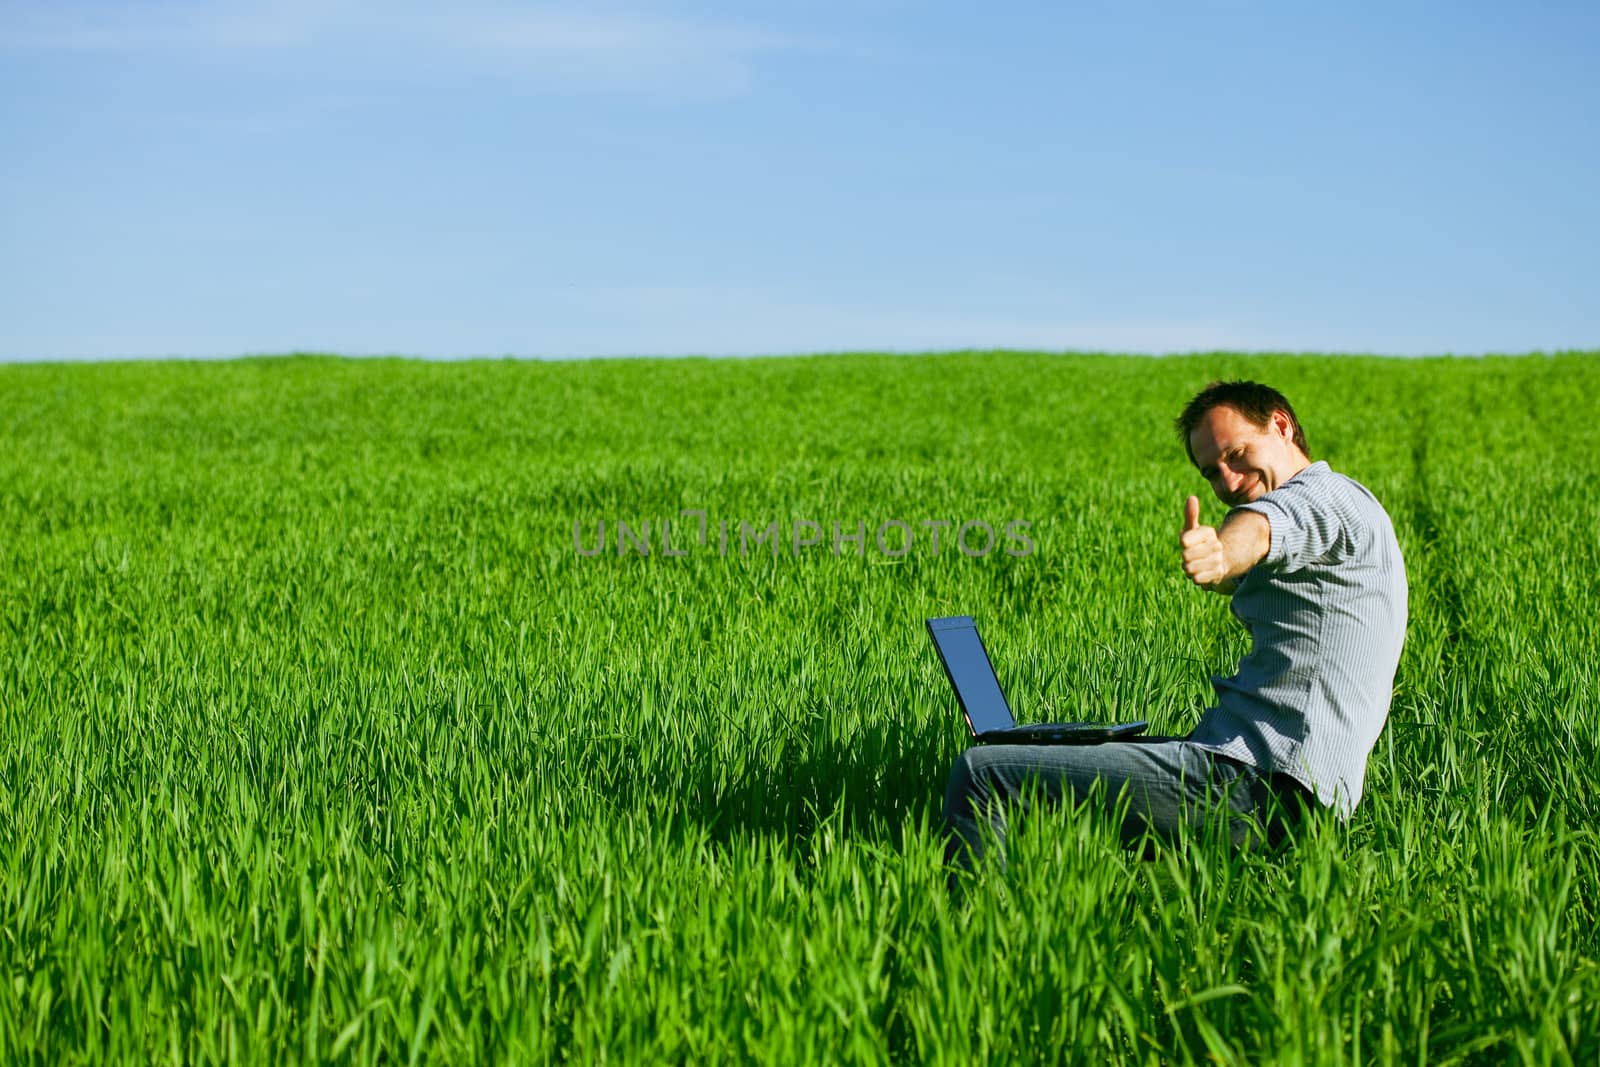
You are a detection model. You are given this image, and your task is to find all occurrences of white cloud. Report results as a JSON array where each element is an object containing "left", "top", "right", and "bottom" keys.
[
  {"left": 0, "top": 1, "right": 802, "bottom": 95},
  {"left": 413, "top": 7, "right": 798, "bottom": 96},
  {"left": 0, "top": 280, "right": 1282, "bottom": 362},
  {"left": 508, "top": 285, "right": 1259, "bottom": 358},
  {"left": 0, "top": 0, "right": 330, "bottom": 50}
]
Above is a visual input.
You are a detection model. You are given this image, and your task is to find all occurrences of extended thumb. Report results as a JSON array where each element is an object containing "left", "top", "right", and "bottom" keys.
[{"left": 1183, "top": 495, "right": 1200, "bottom": 532}]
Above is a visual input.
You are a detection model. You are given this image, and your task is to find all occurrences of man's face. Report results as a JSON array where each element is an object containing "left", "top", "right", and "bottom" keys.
[{"left": 1188, "top": 405, "right": 1304, "bottom": 507}]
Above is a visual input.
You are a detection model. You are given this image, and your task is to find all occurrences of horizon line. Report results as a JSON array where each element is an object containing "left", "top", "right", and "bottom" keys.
[{"left": 3, "top": 346, "right": 1598, "bottom": 369}]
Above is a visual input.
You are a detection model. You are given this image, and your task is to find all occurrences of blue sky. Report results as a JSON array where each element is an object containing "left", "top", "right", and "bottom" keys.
[{"left": 2, "top": 1, "right": 1596, "bottom": 360}]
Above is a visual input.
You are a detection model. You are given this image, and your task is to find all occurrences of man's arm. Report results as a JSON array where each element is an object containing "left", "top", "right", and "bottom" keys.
[{"left": 1180, "top": 496, "right": 1270, "bottom": 594}]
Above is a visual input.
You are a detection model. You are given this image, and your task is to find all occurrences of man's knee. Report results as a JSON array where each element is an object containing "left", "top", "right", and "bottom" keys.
[
  {"left": 943, "top": 746, "right": 988, "bottom": 819},
  {"left": 943, "top": 747, "right": 1008, "bottom": 877}
]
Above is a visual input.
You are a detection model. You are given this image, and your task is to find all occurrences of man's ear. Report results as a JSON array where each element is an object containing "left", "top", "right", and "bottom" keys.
[{"left": 1271, "top": 409, "right": 1294, "bottom": 441}]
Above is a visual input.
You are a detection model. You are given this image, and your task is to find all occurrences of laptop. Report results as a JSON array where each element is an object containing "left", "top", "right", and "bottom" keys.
[{"left": 926, "top": 615, "right": 1148, "bottom": 744}]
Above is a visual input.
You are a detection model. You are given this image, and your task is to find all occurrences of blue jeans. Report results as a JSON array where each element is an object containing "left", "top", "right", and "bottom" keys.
[{"left": 942, "top": 737, "right": 1311, "bottom": 871}]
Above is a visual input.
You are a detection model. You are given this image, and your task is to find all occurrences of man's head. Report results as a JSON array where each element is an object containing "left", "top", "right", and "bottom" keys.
[{"left": 1174, "top": 381, "right": 1311, "bottom": 507}]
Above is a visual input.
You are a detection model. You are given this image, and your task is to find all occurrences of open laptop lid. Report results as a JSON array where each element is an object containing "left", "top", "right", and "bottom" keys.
[{"left": 925, "top": 616, "right": 1015, "bottom": 735}]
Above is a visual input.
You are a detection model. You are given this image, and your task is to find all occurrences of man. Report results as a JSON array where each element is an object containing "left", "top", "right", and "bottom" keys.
[{"left": 943, "top": 380, "right": 1408, "bottom": 869}]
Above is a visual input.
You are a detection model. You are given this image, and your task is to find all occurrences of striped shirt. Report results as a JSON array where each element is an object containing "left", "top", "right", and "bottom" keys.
[{"left": 1189, "top": 461, "right": 1408, "bottom": 817}]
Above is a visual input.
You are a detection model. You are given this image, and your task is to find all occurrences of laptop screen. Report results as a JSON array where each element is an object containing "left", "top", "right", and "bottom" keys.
[{"left": 926, "top": 616, "right": 1015, "bottom": 735}]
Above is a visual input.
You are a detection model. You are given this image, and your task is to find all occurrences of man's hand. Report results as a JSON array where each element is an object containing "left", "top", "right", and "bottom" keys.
[
  {"left": 1180, "top": 496, "right": 1230, "bottom": 589},
  {"left": 1179, "top": 496, "right": 1270, "bottom": 593}
]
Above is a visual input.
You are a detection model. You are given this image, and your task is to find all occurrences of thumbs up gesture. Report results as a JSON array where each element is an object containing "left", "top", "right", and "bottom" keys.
[{"left": 1180, "top": 495, "right": 1230, "bottom": 588}]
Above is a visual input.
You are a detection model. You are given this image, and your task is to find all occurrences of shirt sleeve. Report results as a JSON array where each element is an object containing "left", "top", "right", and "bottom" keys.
[{"left": 1233, "top": 478, "right": 1349, "bottom": 573}]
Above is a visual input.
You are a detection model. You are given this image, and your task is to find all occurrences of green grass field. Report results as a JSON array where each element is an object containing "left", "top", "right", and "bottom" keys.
[{"left": 2, "top": 351, "right": 1597, "bottom": 1064}]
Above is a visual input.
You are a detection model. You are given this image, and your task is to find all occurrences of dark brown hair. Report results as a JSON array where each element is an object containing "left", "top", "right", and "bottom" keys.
[{"left": 1174, "top": 380, "right": 1310, "bottom": 466}]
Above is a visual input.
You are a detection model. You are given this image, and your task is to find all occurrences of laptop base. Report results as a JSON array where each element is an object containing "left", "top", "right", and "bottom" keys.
[{"left": 976, "top": 721, "right": 1149, "bottom": 745}]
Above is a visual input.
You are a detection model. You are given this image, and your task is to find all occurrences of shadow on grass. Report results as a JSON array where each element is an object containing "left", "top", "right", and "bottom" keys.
[{"left": 569, "top": 705, "right": 960, "bottom": 852}]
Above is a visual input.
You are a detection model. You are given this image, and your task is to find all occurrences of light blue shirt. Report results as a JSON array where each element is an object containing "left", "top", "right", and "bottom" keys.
[{"left": 1190, "top": 461, "right": 1409, "bottom": 817}]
